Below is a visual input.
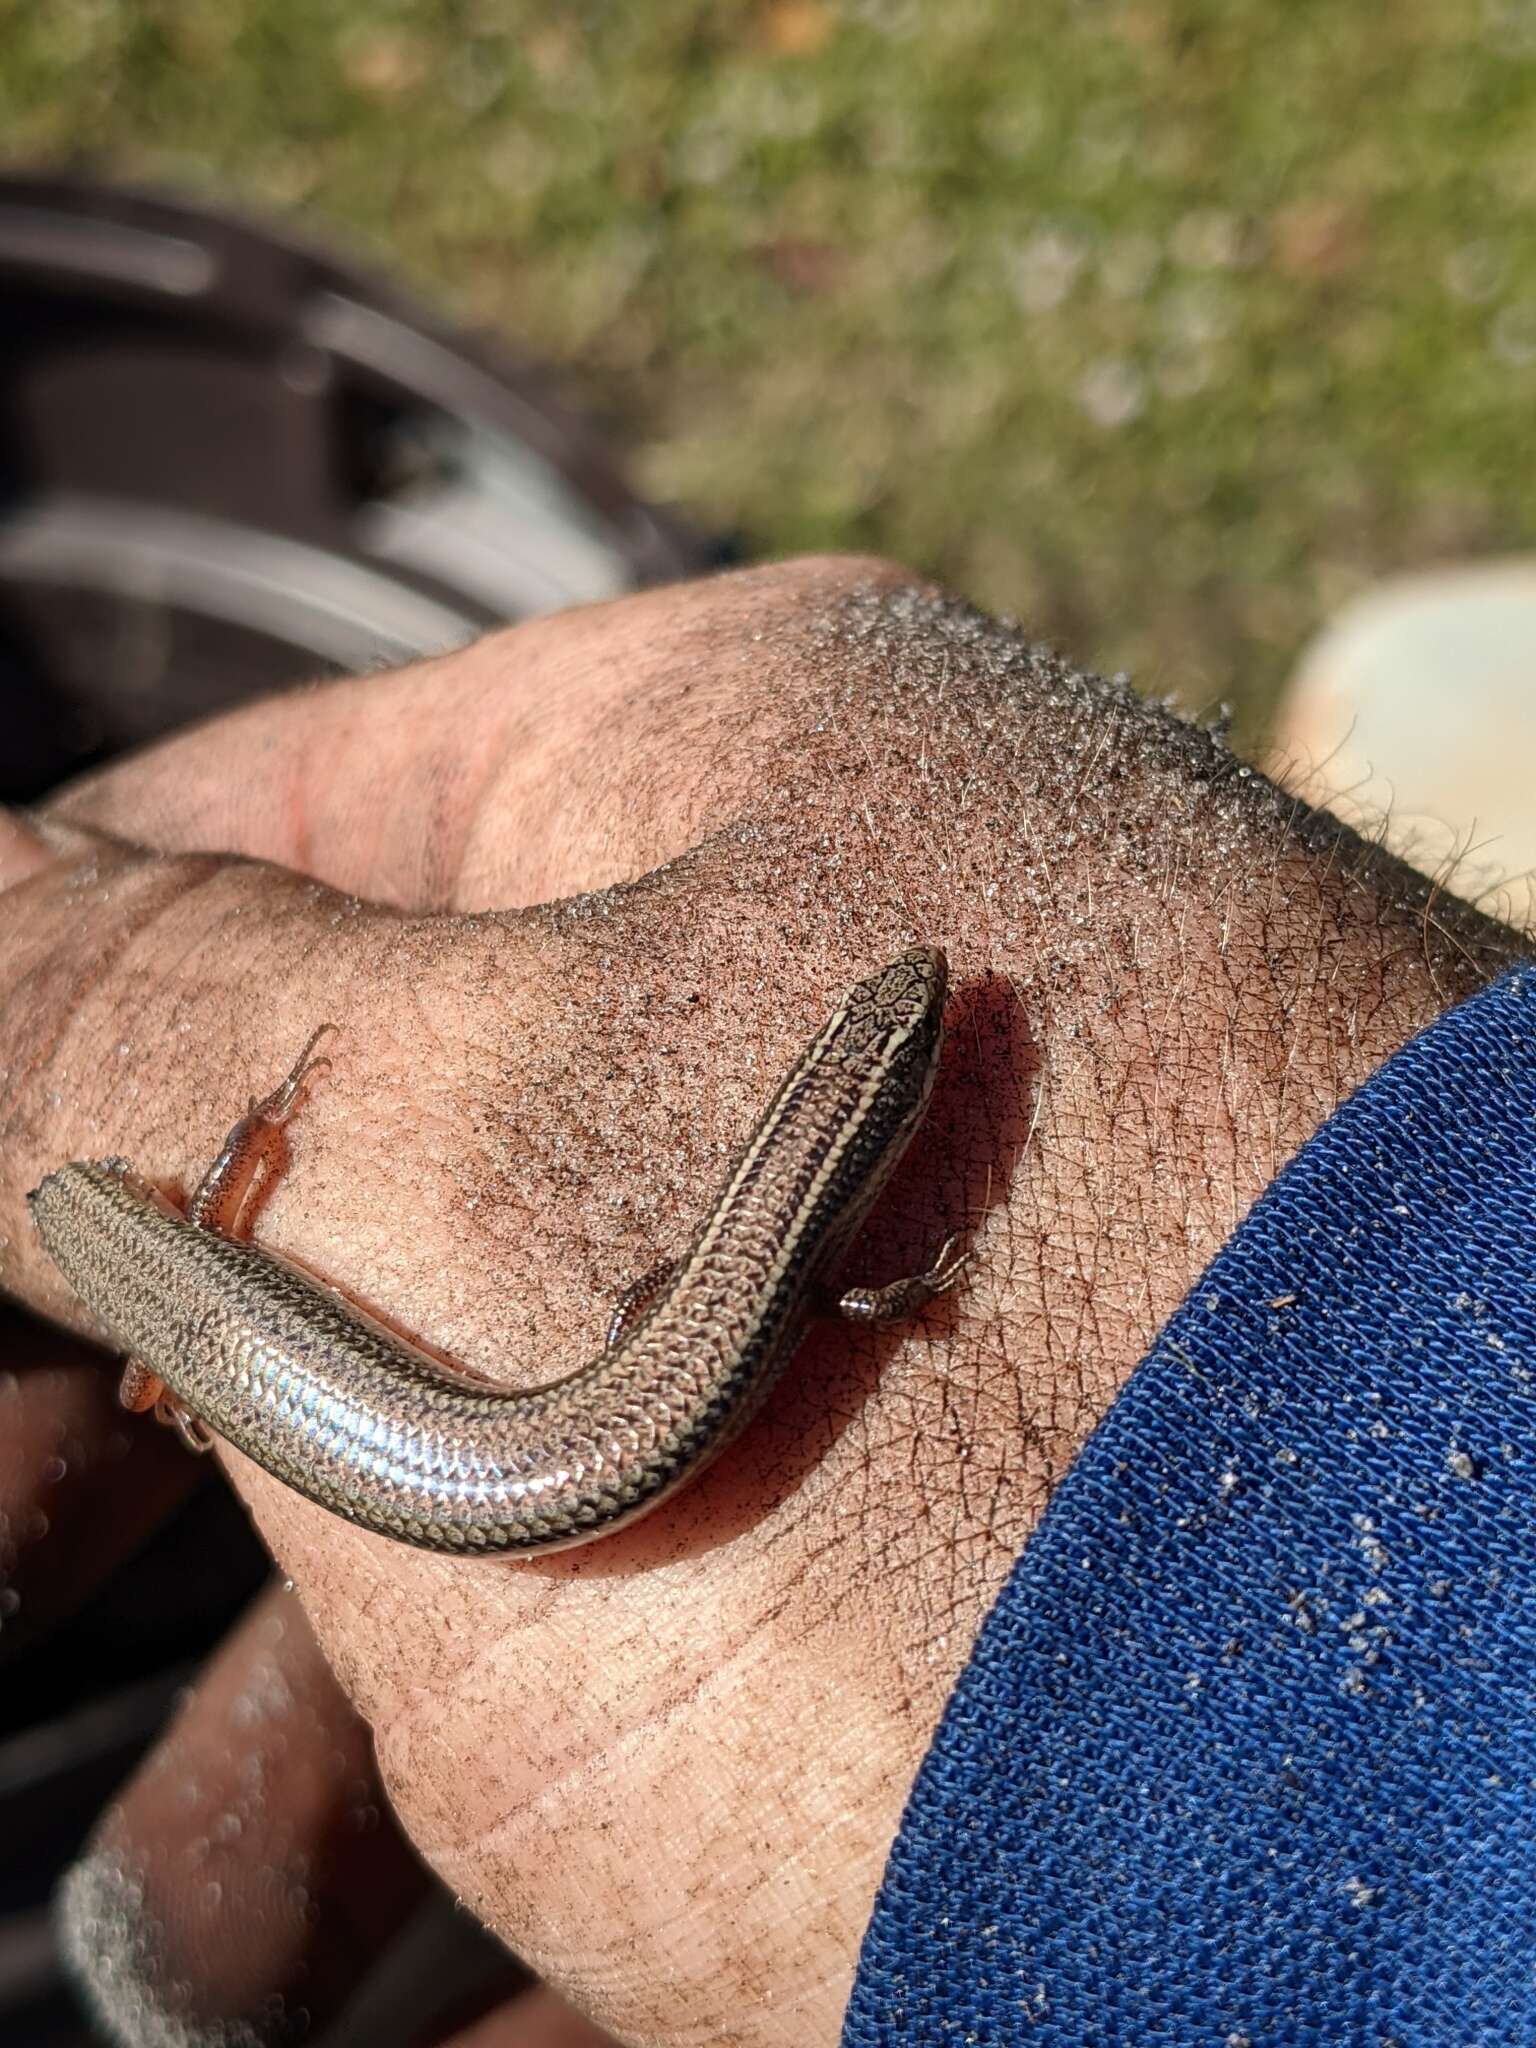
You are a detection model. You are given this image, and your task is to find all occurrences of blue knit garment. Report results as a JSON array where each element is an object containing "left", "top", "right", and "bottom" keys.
[{"left": 844, "top": 968, "right": 1536, "bottom": 2047}]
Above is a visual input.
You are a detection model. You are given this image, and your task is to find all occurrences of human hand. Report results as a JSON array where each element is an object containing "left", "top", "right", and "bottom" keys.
[{"left": 0, "top": 557, "right": 1514, "bottom": 2045}]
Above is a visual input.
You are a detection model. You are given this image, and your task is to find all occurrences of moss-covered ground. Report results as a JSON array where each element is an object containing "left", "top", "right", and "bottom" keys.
[{"left": 6, "top": 1, "right": 1532, "bottom": 730}]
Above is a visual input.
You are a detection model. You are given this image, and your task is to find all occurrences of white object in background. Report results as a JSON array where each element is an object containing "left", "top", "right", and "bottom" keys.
[{"left": 1271, "top": 560, "right": 1536, "bottom": 921}]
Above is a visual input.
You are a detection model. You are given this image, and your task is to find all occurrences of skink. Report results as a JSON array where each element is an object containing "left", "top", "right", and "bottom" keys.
[{"left": 28, "top": 947, "right": 965, "bottom": 1554}]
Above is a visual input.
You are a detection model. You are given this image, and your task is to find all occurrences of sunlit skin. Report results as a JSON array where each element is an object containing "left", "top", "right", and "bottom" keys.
[{"left": 0, "top": 558, "right": 1515, "bottom": 2047}]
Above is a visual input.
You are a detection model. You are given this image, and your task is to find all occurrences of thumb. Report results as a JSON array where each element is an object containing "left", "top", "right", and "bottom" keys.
[{"left": 0, "top": 820, "right": 383, "bottom": 1321}]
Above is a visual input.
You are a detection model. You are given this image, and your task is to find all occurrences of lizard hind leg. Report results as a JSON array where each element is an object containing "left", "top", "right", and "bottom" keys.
[
  {"left": 188, "top": 1023, "right": 340, "bottom": 1235},
  {"left": 251, "top": 1022, "right": 339, "bottom": 1127},
  {"left": 118, "top": 1359, "right": 163, "bottom": 1413},
  {"left": 112, "top": 1033, "right": 339, "bottom": 1459},
  {"left": 121, "top": 1360, "right": 213, "bottom": 1454},
  {"left": 153, "top": 1392, "right": 215, "bottom": 1456}
]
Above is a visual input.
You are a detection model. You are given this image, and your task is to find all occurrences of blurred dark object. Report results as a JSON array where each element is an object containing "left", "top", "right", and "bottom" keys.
[
  {"left": 0, "top": 1479, "right": 268, "bottom": 2048},
  {"left": 0, "top": 172, "right": 716, "bottom": 2043},
  {"left": 0, "top": 170, "right": 713, "bottom": 801}
]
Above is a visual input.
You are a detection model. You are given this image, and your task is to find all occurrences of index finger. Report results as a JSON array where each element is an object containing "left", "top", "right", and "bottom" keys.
[{"left": 43, "top": 557, "right": 916, "bottom": 911}]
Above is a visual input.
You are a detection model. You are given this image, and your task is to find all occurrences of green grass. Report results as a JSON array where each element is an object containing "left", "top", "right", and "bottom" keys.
[{"left": 4, "top": 0, "right": 1534, "bottom": 731}]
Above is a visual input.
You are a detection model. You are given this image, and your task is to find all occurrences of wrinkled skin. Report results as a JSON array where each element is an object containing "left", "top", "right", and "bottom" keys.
[{"left": 0, "top": 558, "right": 1516, "bottom": 2047}]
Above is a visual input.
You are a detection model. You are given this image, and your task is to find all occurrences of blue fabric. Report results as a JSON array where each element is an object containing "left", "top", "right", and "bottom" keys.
[{"left": 844, "top": 967, "right": 1536, "bottom": 2047}]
